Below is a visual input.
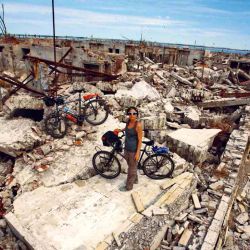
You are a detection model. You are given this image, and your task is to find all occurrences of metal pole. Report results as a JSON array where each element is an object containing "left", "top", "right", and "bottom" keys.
[
  {"left": 52, "top": 0, "right": 57, "bottom": 95},
  {"left": 0, "top": 87, "right": 3, "bottom": 111}
]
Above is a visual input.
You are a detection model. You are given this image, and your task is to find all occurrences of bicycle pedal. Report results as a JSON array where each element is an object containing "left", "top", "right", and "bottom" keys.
[
  {"left": 77, "top": 121, "right": 83, "bottom": 126},
  {"left": 77, "top": 115, "right": 85, "bottom": 123}
]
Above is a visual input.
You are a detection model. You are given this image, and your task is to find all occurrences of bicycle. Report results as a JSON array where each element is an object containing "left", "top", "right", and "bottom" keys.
[
  {"left": 92, "top": 132, "right": 175, "bottom": 180},
  {"left": 43, "top": 89, "right": 109, "bottom": 138}
]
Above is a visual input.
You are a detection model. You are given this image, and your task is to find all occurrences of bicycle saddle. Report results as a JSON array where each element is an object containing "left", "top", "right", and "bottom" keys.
[
  {"left": 142, "top": 140, "right": 154, "bottom": 146},
  {"left": 71, "top": 88, "right": 84, "bottom": 94}
]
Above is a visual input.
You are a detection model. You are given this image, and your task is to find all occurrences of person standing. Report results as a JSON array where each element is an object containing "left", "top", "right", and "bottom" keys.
[{"left": 115, "top": 107, "right": 143, "bottom": 191}]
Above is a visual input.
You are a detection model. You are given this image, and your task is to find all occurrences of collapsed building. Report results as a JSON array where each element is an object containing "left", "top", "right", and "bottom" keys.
[{"left": 0, "top": 36, "right": 249, "bottom": 250}]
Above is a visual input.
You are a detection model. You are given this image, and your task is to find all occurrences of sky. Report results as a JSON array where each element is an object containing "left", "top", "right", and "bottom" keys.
[{"left": 2, "top": 0, "right": 250, "bottom": 50}]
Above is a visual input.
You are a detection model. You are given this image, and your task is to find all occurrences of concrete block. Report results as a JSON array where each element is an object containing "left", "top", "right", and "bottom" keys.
[
  {"left": 112, "top": 232, "right": 121, "bottom": 247},
  {"left": 166, "top": 128, "right": 221, "bottom": 164},
  {"left": 96, "top": 241, "right": 109, "bottom": 250},
  {"left": 203, "top": 229, "right": 219, "bottom": 247},
  {"left": 129, "top": 213, "right": 143, "bottom": 224},
  {"left": 178, "top": 228, "right": 192, "bottom": 247},
  {"left": 192, "top": 193, "right": 201, "bottom": 209},
  {"left": 131, "top": 191, "right": 145, "bottom": 212},
  {"left": 150, "top": 225, "right": 168, "bottom": 250}
]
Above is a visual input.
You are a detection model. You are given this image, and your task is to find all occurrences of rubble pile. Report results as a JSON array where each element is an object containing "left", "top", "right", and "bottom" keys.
[{"left": 0, "top": 41, "right": 250, "bottom": 250}]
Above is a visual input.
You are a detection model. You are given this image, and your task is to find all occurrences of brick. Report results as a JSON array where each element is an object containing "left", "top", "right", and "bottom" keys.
[
  {"left": 142, "top": 205, "right": 155, "bottom": 217},
  {"left": 187, "top": 214, "right": 203, "bottom": 224},
  {"left": 178, "top": 228, "right": 192, "bottom": 247},
  {"left": 178, "top": 227, "right": 185, "bottom": 235},
  {"left": 214, "top": 208, "right": 226, "bottom": 222},
  {"left": 209, "top": 218, "right": 223, "bottom": 232},
  {"left": 207, "top": 189, "right": 222, "bottom": 197},
  {"left": 104, "top": 235, "right": 113, "bottom": 245},
  {"left": 155, "top": 184, "right": 179, "bottom": 207},
  {"left": 217, "top": 200, "right": 229, "bottom": 212},
  {"left": 204, "top": 229, "right": 219, "bottom": 247},
  {"left": 131, "top": 191, "right": 144, "bottom": 212},
  {"left": 112, "top": 232, "right": 121, "bottom": 247},
  {"left": 153, "top": 207, "right": 169, "bottom": 216},
  {"left": 194, "top": 208, "right": 208, "bottom": 214},
  {"left": 163, "top": 187, "right": 184, "bottom": 206},
  {"left": 200, "top": 241, "right": 214, "bottom": 250},
  {"left": 129, "top": 213, "right": 143, "bottom": 224},
  {"left": 239, "top": 203, "right": 247, "bottom": 213},
  {"left": 175, "top": 213, "right": 188, "bottom": 222},
  {"left": 95, "top": 241, "right": 109, "bottom": 250},
  {"left": 192, "top": 193, "right": 201, "bottom": 209},
  {"left": 179, "top": 178, "right": 192, "bottom": 189},
  {"left": 150, "top": 225, "right": 168, "bottom": 250},
  {"left": 183, "top": 221, "right": 190, "bottom": 229},
  {"left": 161, "top": 172, "right": 192, "bottom": 190}
]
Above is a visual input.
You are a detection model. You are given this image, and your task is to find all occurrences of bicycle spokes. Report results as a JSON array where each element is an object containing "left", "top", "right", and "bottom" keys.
[{"left": 143, "top": 154, "right": 174, "bottom": 179}]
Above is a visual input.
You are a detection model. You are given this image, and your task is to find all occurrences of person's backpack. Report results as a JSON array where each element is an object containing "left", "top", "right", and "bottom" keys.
[{"left": 101, "top": 131, "right": 122, "bottom": 151}]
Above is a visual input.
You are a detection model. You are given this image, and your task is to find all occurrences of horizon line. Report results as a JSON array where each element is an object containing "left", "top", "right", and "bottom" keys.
[{"left": 2, "top": 33, "right": 250, "bottom": 53}]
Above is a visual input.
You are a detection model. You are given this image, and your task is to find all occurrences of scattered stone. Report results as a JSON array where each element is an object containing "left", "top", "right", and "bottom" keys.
[
  {"left": 178, "top": 228, "right": 192, "bottom": 247},
  {"left": 235, "top": 213, "right": 249, "bottom": 225},
  {"left": 192, "top": 193, "right": 201, "bottom": 209}
]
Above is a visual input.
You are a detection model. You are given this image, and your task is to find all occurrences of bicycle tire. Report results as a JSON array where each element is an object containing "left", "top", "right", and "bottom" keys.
[
  {"left": 142, "top": 153, "right": 174, "bottom": 179},
  {"left": 83, "top": 99, "right": 109, "bottom": 126},
  {"left": 92, "top": 150, "right": 121, "bottom": 179},
  {"left": 44, "top": 111, "right": 68, "bottom": 138}
]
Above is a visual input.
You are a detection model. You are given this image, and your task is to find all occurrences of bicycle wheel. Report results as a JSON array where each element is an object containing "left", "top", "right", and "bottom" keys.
[
  {"left": 83, "top": 99, "right": 109, "bottom": 125},
  {"left": 92, "top": 151, "right": 121, "bottom": 179},
  {"left": 142, "top": 153, "right": 174, "bottom": 179},
  {"left": 44, "top": 112, "right": 68, "bottom": 138}
]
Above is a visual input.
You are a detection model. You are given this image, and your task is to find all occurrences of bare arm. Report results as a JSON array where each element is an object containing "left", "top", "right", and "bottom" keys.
[{"left": 136, "top": 122, "right": 143, "bottom": 156}]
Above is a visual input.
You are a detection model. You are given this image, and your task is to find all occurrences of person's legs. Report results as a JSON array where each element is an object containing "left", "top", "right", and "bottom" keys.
[{"left": 126, "top": 151, "right": 138, "bottom": 190}]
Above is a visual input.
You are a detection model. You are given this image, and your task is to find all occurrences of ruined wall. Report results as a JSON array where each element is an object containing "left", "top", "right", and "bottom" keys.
[{"left": 188, "top": 49, "right": 205, "bottom": 66}]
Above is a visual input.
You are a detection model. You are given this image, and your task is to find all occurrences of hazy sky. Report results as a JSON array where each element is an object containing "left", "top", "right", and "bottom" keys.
[{"left": 2, "top": 0, "right": 250, "bottom": 50}]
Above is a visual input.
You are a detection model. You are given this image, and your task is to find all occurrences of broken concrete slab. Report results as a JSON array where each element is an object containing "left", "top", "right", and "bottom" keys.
[
  {"left": 115, "top": 80, "right": 161, "bottom": 103},
  {"left": 170, "top": 72, "right": 193, "bottom": 86},
  {"left": 183, "top": 106, "right": 201, "bottom": 128},
  {"left": 14, "top": 115, "right": 121, "bottom": 188},
  {"left": 0, "top": 117, "right": 42, "bottom": 157},
  {"left": 166, "top": 128, "right": 221, "bottom": 163},
  {"left": 140, "top": 113, "right": 166, "bottom": 130},
  {"left": 4, "top": 93, "right": 44, "bottom": 114},
  {"left": 198, "top": 97, "right": 250, "bottom": 109},
  {"left": 156, "top": 172, "right": 197, "bottom": 217},
  {"left": 5, "top": 174, "right": 166, "bottom": 250},
  {"left": 235, "top": 213, "right": 249, "bottom": 225}
]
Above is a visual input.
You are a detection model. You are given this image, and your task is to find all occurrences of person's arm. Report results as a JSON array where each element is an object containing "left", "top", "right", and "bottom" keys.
[{"left": 135, "top": 122, "right": 143, "bottom": 161}]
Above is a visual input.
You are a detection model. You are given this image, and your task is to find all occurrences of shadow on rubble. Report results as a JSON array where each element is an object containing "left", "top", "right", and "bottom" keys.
[{"left": 10, "top": 108, "right": 44, "bottom": 122}]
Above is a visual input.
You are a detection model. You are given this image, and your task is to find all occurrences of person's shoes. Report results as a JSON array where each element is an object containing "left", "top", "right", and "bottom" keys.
[
  {"left": 119, "top": 186, "right": 127, "bottom": 192},
  {"left": 119, "top": 185, "right": 133, "bottom": 192}
]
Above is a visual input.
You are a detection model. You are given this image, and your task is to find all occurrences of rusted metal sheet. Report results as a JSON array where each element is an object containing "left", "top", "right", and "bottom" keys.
[
  {"left": 239, "top": 79, "right": 250, "bottom": 86},
  {"left": 220, "top": 90, "right": 250, "bottom": 98},
  {"left": 48, "top": 46, "right": 73, "bottom": 75},
  {"left": 1, "top": 73, "right": 34, "bottom": 103}
]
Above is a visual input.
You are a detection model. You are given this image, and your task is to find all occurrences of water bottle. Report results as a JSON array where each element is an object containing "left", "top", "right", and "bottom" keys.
[
  {"left": 63, "top": 107, "right": 77, "bottom": 123},
  {"left": 64, "top": 107, "right": 76, "bottom": 115}
]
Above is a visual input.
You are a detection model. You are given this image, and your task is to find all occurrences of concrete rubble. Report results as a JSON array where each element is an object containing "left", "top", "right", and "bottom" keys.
[{"left": 0, "top": 36, "right": 249, "bottom": 249}]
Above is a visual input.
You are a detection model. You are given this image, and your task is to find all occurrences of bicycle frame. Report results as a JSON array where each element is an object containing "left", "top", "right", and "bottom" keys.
[
  {"left": 53, "top": 91, "right": 103, "bottom": 118},
  {"left": 108, "top": 141, "right": 152, "bottom": 169}
]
